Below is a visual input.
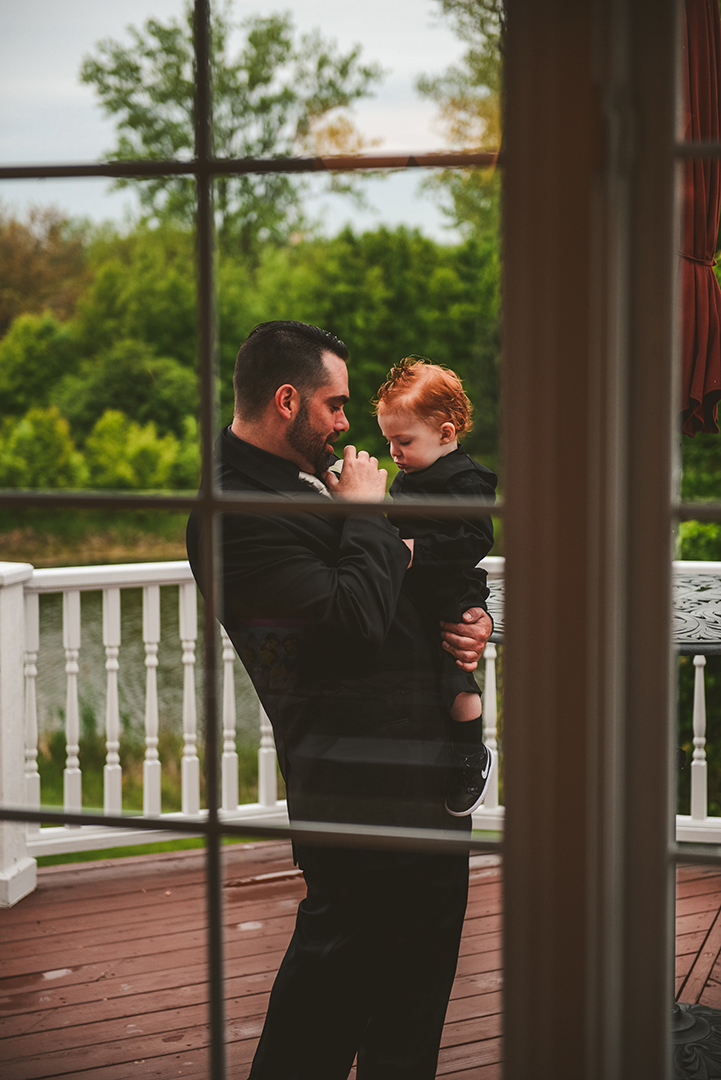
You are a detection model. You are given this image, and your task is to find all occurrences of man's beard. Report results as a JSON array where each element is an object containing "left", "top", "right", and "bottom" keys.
[{"left": 287, "top": 399, "right": 334, "bottom": 475}]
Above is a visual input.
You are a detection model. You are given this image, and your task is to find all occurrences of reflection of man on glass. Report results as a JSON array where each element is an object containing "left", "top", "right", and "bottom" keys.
[{"left": 186, "top": 321, "right": 492, "bottom": 1079}]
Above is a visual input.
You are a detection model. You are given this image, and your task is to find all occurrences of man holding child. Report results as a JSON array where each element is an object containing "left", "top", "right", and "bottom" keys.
[{"left": 186, "top": 320, "right": 494, "bottom": 1079}]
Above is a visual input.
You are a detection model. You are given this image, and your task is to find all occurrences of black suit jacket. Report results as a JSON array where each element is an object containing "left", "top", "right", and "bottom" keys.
[{"left": 186, "top": 427, "right": 470, "bottom": 836}]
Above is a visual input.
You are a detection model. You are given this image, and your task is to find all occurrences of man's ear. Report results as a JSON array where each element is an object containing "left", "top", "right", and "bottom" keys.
[
  {"left": 440, "top": 422, "right": 456, "bottom": 444},
  {"left": 274, "top": 383, "right": 299, "bottom": 420}
]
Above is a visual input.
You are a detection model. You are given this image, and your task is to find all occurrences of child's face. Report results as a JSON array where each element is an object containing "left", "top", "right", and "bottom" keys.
[{"left": 377, "top": 408, "right": 456, "bottom": 473}]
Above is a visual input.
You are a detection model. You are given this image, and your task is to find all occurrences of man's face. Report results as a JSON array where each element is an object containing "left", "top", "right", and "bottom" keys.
[{"left": 287, "top": 352, "right": 350, "bottom": 474}]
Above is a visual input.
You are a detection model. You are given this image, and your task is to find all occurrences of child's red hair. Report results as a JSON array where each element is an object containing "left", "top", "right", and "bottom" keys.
[{"left": 372, "top": 357, "right": 474, "bottom": 437}]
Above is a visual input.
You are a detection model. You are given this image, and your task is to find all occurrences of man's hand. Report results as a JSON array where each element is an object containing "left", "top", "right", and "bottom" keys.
[
  {"left": 441, "top": 607, "right": 493, "bottom": 671},
  {"left": 324, "top": 446, "right": 387, "bottom": 503}
]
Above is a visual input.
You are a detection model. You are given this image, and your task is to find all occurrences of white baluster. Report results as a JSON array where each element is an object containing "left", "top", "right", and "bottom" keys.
[
  {"left": 482, "top": 642, "right": 500, "bottom": 809},
  {"left": 103, "top": 588, "right": 122, "bottom": 814},
  {"left": 691, "top": 654, "right": 708, "bottom": 821},
  {"left": 143, "top": 585, "right": 162, "bottom": 816},
  {"left": 220, "top": 626, "right": 239, "bottom": 812},
  {"left": 23, "top": 592, "right": 40, "bottom": 833},
  {"left": 62, "top": 590, "right": 82, "bottom": 820},
  {"left": 258, "top": 704, "right": 278, "bottom": 808},
  {"left": 179, "top": 583, "right": 200, "bottom": 816}
]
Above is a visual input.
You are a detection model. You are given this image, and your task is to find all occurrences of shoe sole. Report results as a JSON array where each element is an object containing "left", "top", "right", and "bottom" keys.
[{"left": 445, "top": 746, "right": 497, "bottom": 818}]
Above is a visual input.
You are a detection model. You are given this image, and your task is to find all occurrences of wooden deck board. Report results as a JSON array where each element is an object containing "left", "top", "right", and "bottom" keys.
[{"left": 6, "top": 846, "right": 717, "bottom": 1079}]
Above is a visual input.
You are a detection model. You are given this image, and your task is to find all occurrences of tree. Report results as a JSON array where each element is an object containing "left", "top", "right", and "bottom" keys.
[
  {"left": 678, "top": 432, "right": 721, "bottom": 559},
  {"left": 0, "top": 312, "right": 79, "bottom": 419},
  {"left": 74, "top": 224, "right": 198, "bottom": 366},
  {"left": 416, "top": 0, "right": 505, "bottom": 237},
  {"left": 52, "top": 339, "right": 199, "bottom": 442},
  {"left": 0, "top": 408, "right": 86, "bottom": 489},
  {"left": 219, "top": 226, "right": 501, "bottom": 463},
  {"left": 80, "top": 4, "right": 383, "bottom": 255},
  {"left": 84, "top": 410, "right": 180, "bottom": 490},
  {"left": 0, "top": 207, "right": 91, "bottom": 337}
]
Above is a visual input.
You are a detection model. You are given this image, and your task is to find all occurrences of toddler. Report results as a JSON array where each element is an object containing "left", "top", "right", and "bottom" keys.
[{"left": 374, "top": 358, "right": 497, "bottom": 817}]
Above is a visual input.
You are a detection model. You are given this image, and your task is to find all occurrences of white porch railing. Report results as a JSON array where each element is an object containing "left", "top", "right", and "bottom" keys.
[
  {"left": 0, "top": 560, "right": 287, "bottom": 908},
  {"left": 1, "top": 555, "right": 719, "bottom": 906}
]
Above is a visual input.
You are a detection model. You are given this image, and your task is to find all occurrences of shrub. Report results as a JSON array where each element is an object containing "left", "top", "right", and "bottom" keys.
[
  {"left": 84, "top": 409, "right": 180, "bottom": 490},
  {"left": 0, "top": 406, "right": 86, "bottom": 488}
]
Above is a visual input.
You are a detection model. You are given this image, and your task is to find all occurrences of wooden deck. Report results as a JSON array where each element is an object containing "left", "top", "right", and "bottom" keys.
[{"left": 3, "top": 846, "right": 717, "bottom": 1080}]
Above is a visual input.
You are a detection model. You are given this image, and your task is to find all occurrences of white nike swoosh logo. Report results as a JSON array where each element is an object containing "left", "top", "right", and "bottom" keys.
[{"left": 481, "top": 757, "right": 490, "bottom": 780}]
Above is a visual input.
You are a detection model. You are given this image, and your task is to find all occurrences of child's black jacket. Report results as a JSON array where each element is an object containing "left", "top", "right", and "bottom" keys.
[{"left": 388, "top": 446, "right": 497, "bottom": 620}]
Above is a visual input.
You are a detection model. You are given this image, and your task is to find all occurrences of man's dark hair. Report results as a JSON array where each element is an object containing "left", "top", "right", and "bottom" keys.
[{"left": 233, "top": 320, "right": 349, "bottom": 419}]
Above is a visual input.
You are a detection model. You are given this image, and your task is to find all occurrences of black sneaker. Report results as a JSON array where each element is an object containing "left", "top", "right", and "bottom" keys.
[{"left": 445, "top": 745, "right": 496, "bottom": 817}]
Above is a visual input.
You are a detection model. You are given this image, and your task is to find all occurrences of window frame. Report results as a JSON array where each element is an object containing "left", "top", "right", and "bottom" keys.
[{"left": 4, "top": 2, "right": 719, "bottom": 1077}]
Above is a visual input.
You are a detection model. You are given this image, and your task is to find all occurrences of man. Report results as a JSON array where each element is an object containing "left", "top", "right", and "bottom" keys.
[{"left": 187, "top": 320, "right": 492, "bottom": 1079}]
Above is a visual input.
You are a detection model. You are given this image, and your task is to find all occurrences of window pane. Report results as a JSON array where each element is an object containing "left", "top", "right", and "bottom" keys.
[
  {"left": 0, "top": 1, "right": 187, "bottom": 167},
  {"left": 0, "top": 177, "right": 202, "bottom": 497},
  {"left": 672, "top": 3, "right": 721, "bottom": 1055}
]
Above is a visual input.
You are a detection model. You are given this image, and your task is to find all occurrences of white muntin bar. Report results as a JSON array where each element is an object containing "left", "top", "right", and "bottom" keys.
[
  {"left": 102, "top": 588, "right": 122, "bottom": 815},
  {"left": 23, "top": 591, "right": 40, "bottom": 834},
  {"left": 691, "top": 654, "right": 708, "bottom": 822},
  {"left": 220, "top": 625, "right": 239, "bottom": 812},
  {"left": 179, "top": 583, "right": 200, "bottom": 816},
  {"left": 482, "top": 642, "right": 500, "bottom": 810},
  {"left": 143, "top": 585, "right": 162, "bottom": 816},
  {"left": 258, "top": 703, "right": 278, "bottom": 808},
  {"left": 62, "top": 591, "right": 82, "bottom": 819}
]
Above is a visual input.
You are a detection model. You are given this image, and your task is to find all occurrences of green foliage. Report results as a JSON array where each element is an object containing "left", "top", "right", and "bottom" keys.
[
  {"left": 37, "top": 713, "right": 203, "bottom": 814},
  {"left": 52, "top": 339, "right": 198, "bottom": 441},
  {"left": 0, "top": 407, "right": 86, "bottom": 489},
  {"left": 76, "top": 224, "right": 197, "bottom": 365},
  {"left": 219, "top": 227, "right": 501, "bottom": 462},
  {"left": 681, "top": 431, "right": 721, "bottom": 500},
  {"left": 0, "top": 312, "right": 79, "bottom": 418},
  {"left": 0, "top": 405, "right": 198, "bottom": 496},
  {"left": 80, "top": 4, "right": 383, "bottom": 255},
  {"left": 417, "top": 0, "right": 505, "bottom": 237},
  {"left": 0, "top": 220, "right": 500, "bottom": 492},
  {"left": 170, "top": 416, "right": 203, "bottom": 489},
  {"left": 84, "top": 410, "right": 184, "bottom": 490},
  {"left": 678, "top": 432, "right": 721, "bottom": 559},
  {"left": 35, "top": 700, "right": 271, "bottom": 841},
  {"left": 678, "top": 521, "right": 721, "bottom": 561}
]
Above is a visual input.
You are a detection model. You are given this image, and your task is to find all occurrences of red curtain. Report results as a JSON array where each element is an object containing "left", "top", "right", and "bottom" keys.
[{"left": 681, "top": 0, "right": 721, "bottom": 436}]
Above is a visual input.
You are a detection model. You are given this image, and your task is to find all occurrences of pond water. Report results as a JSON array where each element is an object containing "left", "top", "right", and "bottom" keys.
[{"left": 35, "top": 587, "right": 262, "bottom": 747}]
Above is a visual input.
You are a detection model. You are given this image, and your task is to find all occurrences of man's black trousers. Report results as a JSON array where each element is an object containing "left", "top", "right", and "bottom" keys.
[{"left": 248, "top": 846, "right": 470, "bottom": 1080}]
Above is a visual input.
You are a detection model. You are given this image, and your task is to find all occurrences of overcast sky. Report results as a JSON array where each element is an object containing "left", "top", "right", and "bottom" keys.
[{"left": 0, "top": 0, "right": 466, "bottom": 240}]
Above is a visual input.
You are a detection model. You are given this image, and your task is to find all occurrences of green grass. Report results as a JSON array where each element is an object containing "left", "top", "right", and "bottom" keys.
[
  {"left": 36, "top": 834, "right": 260, "bottom": 867},
  {"left": 37, "top": 707, "right": 270, "bottom": 813}
]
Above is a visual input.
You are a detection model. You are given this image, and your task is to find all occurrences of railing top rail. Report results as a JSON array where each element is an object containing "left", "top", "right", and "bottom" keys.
[
  {"left": 0, "top": 562, "right": 33, "bottom": 587},
  {"left": 672, "top": 560, "right": 721, "bottom": 575},
  {"left": 479, "top": 555, "right": 505, "bottom": 579},
  {"left": 26, "top": 560, "right": 194, "bottom": 593},
  {"left": 9, "top": 555, "right": 721, "bottom": 596}
]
